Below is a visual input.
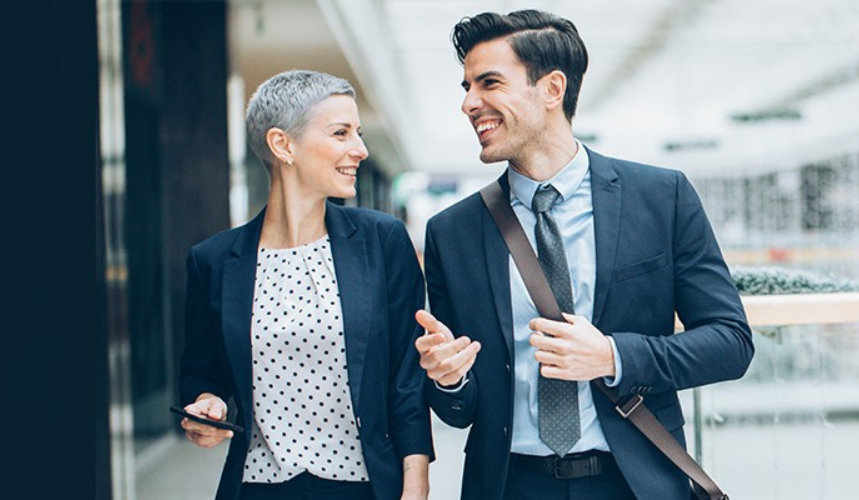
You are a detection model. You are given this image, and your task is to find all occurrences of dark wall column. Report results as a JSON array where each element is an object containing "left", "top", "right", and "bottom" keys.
[{"left": 4, "top": 0, "right": 105, "bottom": 498}]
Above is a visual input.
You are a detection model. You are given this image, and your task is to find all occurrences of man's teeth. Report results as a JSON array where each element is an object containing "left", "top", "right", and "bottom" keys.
[
  {"left": 337, "top": 167, "right": 357, "bottom": 176},
  {"left": 476, "top": 121, "right": 500, "bottom": 134}
]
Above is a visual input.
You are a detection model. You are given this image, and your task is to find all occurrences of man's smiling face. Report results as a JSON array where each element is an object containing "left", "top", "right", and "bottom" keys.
[{"left": 460, "top": 37, "right": 547, "bottom": 166}]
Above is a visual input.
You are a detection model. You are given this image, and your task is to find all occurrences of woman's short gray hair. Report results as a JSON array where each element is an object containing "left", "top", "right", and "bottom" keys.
[{"left": 246, "top": 69, "right": 356, "bottom": 168}]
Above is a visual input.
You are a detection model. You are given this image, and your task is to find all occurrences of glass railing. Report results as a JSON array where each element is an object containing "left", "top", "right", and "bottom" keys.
[{"left": 682, "top": 293, "right": 859, "bottom": 499}]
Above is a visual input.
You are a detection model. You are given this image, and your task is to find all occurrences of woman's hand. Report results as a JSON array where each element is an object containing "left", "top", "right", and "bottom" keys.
[
  {"left": 180, "top": 393, "right": 233, "bottom": 448},
  {"left": 400, "top": 454, "right": 429, "bottom": 500}
]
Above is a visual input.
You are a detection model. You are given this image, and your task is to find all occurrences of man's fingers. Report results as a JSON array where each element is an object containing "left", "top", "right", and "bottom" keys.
[
  {"left": 540, "top": 365, "right": 565, "bottom": 380},
  {"left": 445, "top": 341, "right": 481, "bottom": 372},
  {"left": 529, "top": 332, "right": 568, "bottom": 354},
  {"left": 413, "top": 310, "right": 481, "bottom": 385},
  {"left": 415, "top": 332, "right": 448, "bottom": 353},
  {"left": 431, "top": 342, "right": 480, "bottom": 378},
  {"left": 419, "top": 336, "right": 473, "bottom": 370},
  {"left": 529, "top": 317, "right": 577, "bottom": 338},
  {"left": 435, "top": 342, "right": 481, "bottom": 385},
  {"left": 561, "top": 312, "right": 578, "bottom": 323},
  {"left": 415, "top": 309, "right": 454, "bottom": 340},
  {"left": 534, "top": 349, "right": 563, "bottom": 367},
  {"left": 415, "top": 309, "right": 442, "bottom": 332},
  {"left": 428, "top": 336, "right": 472, "bottom": 363}
]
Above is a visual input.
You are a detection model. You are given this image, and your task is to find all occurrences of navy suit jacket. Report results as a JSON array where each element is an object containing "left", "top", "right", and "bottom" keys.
[
  {"left": 424, "top": 149, "right": 754, "bottom": 500},
  {"left": 180, "top": 202, "right": 433, "bottom": 500}
]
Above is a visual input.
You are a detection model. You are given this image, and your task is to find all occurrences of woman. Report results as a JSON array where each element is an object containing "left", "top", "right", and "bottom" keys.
[{"left": 178, "top": 70, "right": 432, "bottom": 500}]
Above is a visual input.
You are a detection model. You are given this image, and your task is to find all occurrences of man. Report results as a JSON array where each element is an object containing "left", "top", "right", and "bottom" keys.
[{"left": 415, "top": 9, "right": 754, "bottom": 500}]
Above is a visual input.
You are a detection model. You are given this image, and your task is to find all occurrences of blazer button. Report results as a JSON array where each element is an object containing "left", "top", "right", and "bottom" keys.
[
  {"left": 503, "top": 426, "right": 508, "bottom": 437},
  {"left": 451, "top": 403, "right": 462, "bottom": 411},
  {"left": 506, "top": 363, "right": 511, "bottom": 373},
  {"left": 384, "top": 433, "right": 390, "bottom": 440}
]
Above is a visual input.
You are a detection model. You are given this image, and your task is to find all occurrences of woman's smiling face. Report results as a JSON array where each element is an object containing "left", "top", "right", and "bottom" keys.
[{"left": 290, "top": 94, "right": 368, "bottom": 199}]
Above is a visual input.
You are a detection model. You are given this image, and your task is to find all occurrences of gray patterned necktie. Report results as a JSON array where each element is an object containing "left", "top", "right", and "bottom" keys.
[{"left": 532, "top": 184, "right": 581, "bottom": 456}]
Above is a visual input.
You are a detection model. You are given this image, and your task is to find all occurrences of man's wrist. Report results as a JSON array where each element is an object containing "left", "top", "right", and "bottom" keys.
[
  {"left": 602, "top": 336, "right": 623, "bottom": 387},
  {"left": 604, "top": 336, "right": 616, "bottom": 377}
]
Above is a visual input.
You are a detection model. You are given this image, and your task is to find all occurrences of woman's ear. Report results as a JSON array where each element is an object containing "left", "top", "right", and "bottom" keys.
[
  {"left": 266, "top": 127, "right": 295, "bottom": 166},
  {"left": 541, "top": 69, "right": 567, "bottom": 112}
]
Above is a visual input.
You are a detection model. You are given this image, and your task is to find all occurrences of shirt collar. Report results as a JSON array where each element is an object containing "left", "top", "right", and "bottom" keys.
[{"left": 507, "top": 140, "right": 589, "bottom": 208}]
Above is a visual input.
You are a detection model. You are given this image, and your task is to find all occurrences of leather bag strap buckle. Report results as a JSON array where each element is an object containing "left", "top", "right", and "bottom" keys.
[{"left": 615, "top": 394, "right": 644, "bottom": 418}]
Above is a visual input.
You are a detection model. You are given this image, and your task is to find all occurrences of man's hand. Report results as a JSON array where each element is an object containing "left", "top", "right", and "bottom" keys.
[
  {"left": 414, "top": 310, "right": 481, "bottom": 387},
  {"left": 180, "top": 393, "right": 233, "bottom": 448},
  {"left": 529, "top": 313, "right": 615, "bottom": 381}
]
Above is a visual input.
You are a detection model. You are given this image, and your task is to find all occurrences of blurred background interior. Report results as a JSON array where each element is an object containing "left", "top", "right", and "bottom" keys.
[{"left": 16, "top": 0, "right": 859, "bottom": 498}]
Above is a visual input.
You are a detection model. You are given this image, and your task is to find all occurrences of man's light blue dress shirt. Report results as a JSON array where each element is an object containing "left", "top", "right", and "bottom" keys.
[{"left": 507, "top": 143, "right": 622, "bottom": 456}]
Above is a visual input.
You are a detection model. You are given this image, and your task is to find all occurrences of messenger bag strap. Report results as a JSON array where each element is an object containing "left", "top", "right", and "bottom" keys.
[{"left": 479, "top": 180, "right": 728, "bottom": 500}]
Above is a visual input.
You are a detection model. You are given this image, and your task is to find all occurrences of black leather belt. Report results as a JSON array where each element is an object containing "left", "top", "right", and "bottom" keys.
[{"left": 510, "top": 451, "right": 616, "bottom": 480}]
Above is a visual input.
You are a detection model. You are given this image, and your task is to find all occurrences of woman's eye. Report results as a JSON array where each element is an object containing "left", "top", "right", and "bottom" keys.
[{"left": 334, "top": 130, "right": 347, "bottom": 137}]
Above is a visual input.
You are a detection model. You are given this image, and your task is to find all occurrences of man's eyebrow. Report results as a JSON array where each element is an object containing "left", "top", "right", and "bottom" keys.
[{"left": 461, "top": 70, "right": 504, "bottom": 90}]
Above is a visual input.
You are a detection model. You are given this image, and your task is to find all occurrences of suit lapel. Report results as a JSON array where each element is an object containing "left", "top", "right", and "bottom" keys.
[
  {"left": 325, "top": 202, "right": 370, "bottom": 411},
  {"left": 221, "top": 209, "right": 265, "bottom": 427},
  {"left": 588, "top": 149, "right": 622, "bottom": 327},
  {"left": 483, "top": 175, "right": 514, "bottom": 363}
]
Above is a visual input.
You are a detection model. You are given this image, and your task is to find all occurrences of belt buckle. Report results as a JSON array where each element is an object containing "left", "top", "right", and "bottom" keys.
[{"left": 552, "top": 455, "right": 596, "bottom": 479}]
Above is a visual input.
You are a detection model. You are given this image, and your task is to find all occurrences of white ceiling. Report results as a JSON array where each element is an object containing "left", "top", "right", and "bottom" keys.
[
  {"left": 229, "top": 0, "right": 410, "bottom": 175},
  {"left": 231, "top": 0, "right": 859, "bottom": 178}
]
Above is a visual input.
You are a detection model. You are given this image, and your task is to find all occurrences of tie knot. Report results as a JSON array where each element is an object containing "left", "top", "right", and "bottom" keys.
[{"left": 532, "top": 185, "right": 561, "bottom": 213}]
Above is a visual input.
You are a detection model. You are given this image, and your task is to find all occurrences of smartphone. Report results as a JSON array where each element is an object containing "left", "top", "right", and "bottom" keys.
[{"left": 169, "top": 405, "right": 244, "bottom": 433}]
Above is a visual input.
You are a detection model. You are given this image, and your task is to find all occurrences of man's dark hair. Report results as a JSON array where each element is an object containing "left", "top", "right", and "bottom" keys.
[{"left": 452, "top": 10, "right": 589, "bottom": 121}]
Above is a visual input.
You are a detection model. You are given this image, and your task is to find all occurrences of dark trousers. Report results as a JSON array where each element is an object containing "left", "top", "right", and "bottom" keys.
[
  {"left": 240, "top": 472, "right": 374, "bottom": 500},
  {"left": 504, "top": 452, "right": 636, "bottom": 500}
]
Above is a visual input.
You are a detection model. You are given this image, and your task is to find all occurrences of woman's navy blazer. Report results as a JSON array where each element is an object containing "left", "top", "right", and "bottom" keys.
[{"left": 179, "top": 202, "right": 433, "bottom": 500}]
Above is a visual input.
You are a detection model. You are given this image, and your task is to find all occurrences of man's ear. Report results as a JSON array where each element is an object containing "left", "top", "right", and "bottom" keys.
[
  {"left": 541, "top": 70, "right": 567, "bottom": 112},
  {"left": 266, "top": 127, "right": 295, "bottom": 166}
]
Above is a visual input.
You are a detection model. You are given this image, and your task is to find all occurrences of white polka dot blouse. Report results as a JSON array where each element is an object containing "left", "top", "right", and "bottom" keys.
[{"left": 242, "top": 236, "right": 369, "bottom": 484}]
